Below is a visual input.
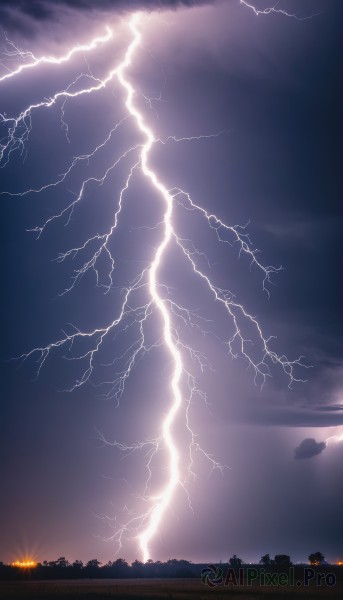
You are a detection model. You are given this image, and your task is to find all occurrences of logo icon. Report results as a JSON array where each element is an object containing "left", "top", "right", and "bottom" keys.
[{"left": 201, "top": 564, "right": 224, "bottom": 587}]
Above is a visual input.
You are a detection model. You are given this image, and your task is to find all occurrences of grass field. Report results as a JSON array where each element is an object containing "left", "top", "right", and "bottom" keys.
[{"left": 0, "top": 577, "right": 342, "bottom": 600}]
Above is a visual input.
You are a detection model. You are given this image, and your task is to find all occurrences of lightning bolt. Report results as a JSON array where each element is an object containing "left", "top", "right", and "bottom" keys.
[{"left": 1, "top": 3, "right": 308, "bottom": 562}]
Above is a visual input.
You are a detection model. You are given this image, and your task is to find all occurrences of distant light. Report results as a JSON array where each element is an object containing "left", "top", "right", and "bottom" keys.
[
  {"left": 337, "top": 561, "right": 343, "bottom": 566},
  {"left": 12, "top": 560, "right": 37, "bottom": 568}
]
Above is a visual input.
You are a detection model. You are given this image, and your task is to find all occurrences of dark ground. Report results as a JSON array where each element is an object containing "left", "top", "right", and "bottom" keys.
[{"left": 1, "top": 575, "right": 343, "bottom": 600}]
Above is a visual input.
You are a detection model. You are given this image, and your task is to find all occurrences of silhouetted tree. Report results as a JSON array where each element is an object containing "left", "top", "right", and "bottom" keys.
[
  {"left": 55, "top": 557, "right": 69, "bottom": 568},
  {"left": 165, "top": 559, "right": 193, "bottom": 577},
  {"left": 260, "top": 553, "right": 271, "bottom": 565},
  {"left": 131, "top": 559, "right": 145, "bottom": 577},
  {"left": 86, "top": 559, "right": 101, "bottom": 569},
  {"left": 112, "top": 558, "right": 129, "bottom": 577},
  {"left": 72, "top": 560, "right": 83, "bottom": 569},
  {"left": 229, "top": 554, "right": 243, "bottom": 568},
  {"left": 309, "top": 552, "right": 325, "bottom": 565},
  {"left": 114, "top": 558, "right": 129, "bottom": 568},
  {"left": 48, "top": 561, "right": 57, "bottom": 568}
]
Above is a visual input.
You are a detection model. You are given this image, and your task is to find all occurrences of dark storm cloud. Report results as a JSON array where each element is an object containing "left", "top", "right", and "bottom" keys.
[
  {"left": 0, "top": 0, "right": 214, "bottom": 22},
  {"left": 0, "top": 0, "right": 216, "bottom": 35},
  {"left": 0, "top": 0, "right": 212, "bottom": 7},
  {"left": 294, "top": 438, "right": 326, "bottom": 460}
]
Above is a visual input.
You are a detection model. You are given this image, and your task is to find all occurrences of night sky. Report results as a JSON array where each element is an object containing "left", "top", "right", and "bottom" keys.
[{"left": 1, "top": 0, "right": 342, "bottom": 565}]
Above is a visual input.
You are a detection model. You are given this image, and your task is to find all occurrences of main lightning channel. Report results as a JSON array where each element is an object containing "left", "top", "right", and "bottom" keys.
[{"left": 115, "top": 14, "right": 182, "bottom": 563}]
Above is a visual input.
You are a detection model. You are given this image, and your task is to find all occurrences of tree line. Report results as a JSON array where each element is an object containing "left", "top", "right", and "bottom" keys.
[
  {"left": 1, "top": 558, "right": 194, "bottom": 580},
  {"left": 228, "top": 552, "right": 326, "bottom": 568},
  {"left": 0, "top": 551, "right": 330, "bottom": 581}
]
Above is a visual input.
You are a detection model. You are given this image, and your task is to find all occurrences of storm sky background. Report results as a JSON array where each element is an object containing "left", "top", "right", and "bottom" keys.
[{"left": 1, "top": 0, "right": 342, "bottom": 565}]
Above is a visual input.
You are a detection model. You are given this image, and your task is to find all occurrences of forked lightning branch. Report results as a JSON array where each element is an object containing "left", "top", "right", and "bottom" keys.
[{"left": 1, "top": 6, "right": 305, "bottom": 561}]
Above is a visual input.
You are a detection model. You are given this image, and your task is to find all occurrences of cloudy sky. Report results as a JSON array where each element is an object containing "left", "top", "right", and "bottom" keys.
[{"left": 1, "top": 0, "right": 342, "bottom": 565}]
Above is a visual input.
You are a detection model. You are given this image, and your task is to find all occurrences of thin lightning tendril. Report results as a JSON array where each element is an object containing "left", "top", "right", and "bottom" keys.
[
  {"left": 239, "top": 0, "right": 320, "bottom": 19},
  {"left": 0, "top": 27, "right": 113, "bottom": 83},
  {"left": 1, "top": 4, "right": 310, "bottom": 562}
]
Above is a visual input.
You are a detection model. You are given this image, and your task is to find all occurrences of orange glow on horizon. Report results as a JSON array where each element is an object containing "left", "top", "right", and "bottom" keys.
[{"left": 12, "top": 560, "right": 37, "bottom": 568}]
